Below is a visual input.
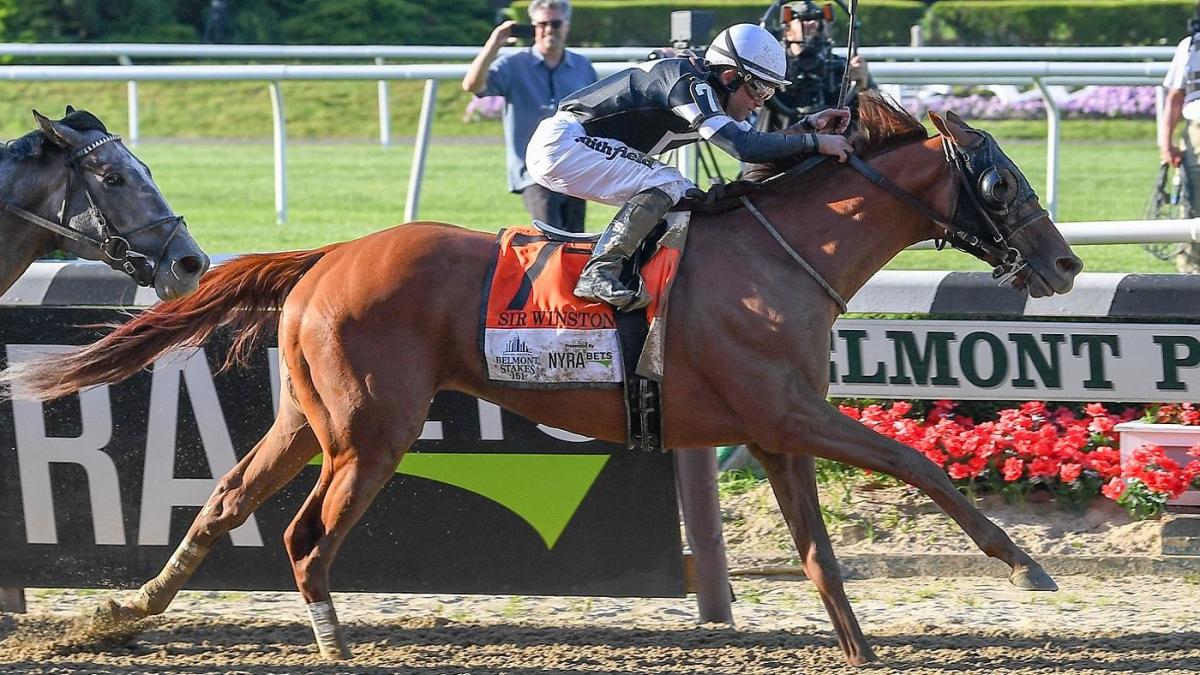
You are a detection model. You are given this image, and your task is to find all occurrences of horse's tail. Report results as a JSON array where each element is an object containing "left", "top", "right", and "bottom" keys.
[{"left": 1, "top": 247, "right": 331, "bottom": 402}]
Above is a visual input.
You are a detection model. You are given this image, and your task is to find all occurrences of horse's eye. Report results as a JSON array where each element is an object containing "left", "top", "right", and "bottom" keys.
[
  {"left": 979, "top": 168, "right": 1014, "bottom": 208},
  {"left": 103, "top": 173, "right": 124, "bottom": 186}
]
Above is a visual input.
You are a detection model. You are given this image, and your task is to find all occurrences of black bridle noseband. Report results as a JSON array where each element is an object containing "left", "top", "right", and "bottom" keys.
[
  {"left": 741, "top": 130, "right": 1050, "bottom": 313},
  {"left": 940, "top": 132, "right": 1049, "bottom": 278},
  {"left": 0, "top": 133, "right": 185, "bottom": 286},
  {"left": 834, "top": 134, "right": 1046, "bottom": 281}
]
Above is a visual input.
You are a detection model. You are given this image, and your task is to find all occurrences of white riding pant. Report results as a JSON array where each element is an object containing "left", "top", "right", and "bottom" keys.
[{"left": 526, "top": 111, "right": 695, "bottom": 207}]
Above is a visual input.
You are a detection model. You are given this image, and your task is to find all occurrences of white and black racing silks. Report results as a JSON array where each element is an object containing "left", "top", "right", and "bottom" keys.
[{"left": 557, "top": 57, "right": 819, "bottom": 162}]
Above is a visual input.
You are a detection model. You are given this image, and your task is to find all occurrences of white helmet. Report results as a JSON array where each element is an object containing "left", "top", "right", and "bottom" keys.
[{"left": 704, "top": 23, "right": 788, "bottom": 87}]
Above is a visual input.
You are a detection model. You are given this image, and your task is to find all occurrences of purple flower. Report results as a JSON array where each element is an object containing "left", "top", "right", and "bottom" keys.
[{"left": 921, "top": 86, "right": 1155, "bottom": 120}]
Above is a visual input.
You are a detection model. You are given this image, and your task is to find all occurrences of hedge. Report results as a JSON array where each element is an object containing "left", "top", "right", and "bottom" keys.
[
  {"left": 569, "top": 0, "right": 927, "bottom": 47},
  {"left": 569, "top": 0, "right": 1193, "bottom": 47},
  {"left": 0, "top": 0, "right": 497, "bottom": 46},
  {"left": 924, "top": 0, "right": 1195, "bottom": 46},
  {"left": 1, "top": 0, "right": 1193, "bottom": 48}
]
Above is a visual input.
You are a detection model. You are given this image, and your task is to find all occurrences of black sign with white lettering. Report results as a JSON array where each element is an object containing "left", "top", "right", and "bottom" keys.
[{"left": 0, "top": 308, "right": 683, "bottom": 597}]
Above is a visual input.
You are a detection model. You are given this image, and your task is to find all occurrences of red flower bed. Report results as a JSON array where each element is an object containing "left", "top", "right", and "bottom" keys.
[{"left": 837, "top": 400, "right": 1200, "bottom": 519}]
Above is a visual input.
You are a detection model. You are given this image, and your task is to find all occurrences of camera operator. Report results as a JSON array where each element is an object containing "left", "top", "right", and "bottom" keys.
[
  {"left": 463, "top": 0, "right": 598, "bottom": 232},
  {"left": 757, "top": 0, "right": 874, "bottom": 131}
]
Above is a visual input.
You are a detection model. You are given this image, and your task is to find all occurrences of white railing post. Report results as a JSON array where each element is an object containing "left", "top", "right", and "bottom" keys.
[
  {"left": 376, "top": 57, "right": 391, "bottom": 147},
  {"left": 404, "top": 78, "right": 437, "bottom": 222},
  {"left": 0, "top": 588, "right": 25, "bottom": 613},
  {"left": 1032, "top": 77, "right": 1059, "bottom": 219},
  {"left": 269, "top": 82, "right": 288, "bottom": 224},
  {"left": 118, "top": 55, "right": 138, "bottom": 147}
]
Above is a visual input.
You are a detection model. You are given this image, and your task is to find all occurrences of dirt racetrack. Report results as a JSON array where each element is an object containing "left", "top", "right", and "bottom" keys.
[
  {"left": 1, "top": 616, "right": 1197, "bottom": 675},
  {"left": 3, "top": 575, "right": 1199, "bottom": 674}
]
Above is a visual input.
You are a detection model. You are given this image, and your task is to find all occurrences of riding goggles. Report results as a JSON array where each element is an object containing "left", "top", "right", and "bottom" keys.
[{"left": 744, "top": 76, "right": 778, "bottom": 101}]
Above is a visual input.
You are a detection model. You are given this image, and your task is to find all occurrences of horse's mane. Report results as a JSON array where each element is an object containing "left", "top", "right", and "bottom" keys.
[
  {"left": 848, "top": 91, "right": 928, "bottom": 156},
  {"left": 1, "top": 109, "right": 108, "bottom": 162}
]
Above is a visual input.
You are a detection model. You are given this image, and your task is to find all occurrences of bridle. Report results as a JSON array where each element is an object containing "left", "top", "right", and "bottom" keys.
[
  {"left": 840, "top": 134, "right": 1046, "bottom": 278},
  {"left": 742, "top": 130, "right": 1050, "bottom": 312},
  {"left": 845, "top": 133, "right": 1049, "bottom": 283},
  {"left": 0, "top": 133, "right": 185, "bottom": 286}
]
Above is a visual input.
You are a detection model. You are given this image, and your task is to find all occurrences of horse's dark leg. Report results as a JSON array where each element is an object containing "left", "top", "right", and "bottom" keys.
[
  {"left": 750, "top": 381, "right": 1055, "bottom": 592},
  {"left": 94, "top": 378, "right": 320, "bottom": 625},
  {"left": 283, "top": 342, "right": 435, "bottom": 660},
  {"left": 746, "top": 444, "right": 876, "bottom": 666}
]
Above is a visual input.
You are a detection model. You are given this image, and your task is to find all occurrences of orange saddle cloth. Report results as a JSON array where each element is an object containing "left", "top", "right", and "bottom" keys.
[{"left": 481, "top": 220, "right": 686, "bottom": 387}]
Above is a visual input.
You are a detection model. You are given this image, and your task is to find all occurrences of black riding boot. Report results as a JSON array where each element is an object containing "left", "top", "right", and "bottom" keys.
[{"left": 574, "top": 187, "right": 674, "bottom": 310}]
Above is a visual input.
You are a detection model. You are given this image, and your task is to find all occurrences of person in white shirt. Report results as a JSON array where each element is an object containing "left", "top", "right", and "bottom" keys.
[{"left": 1159, "top": 27, "right": 1200, "bottom": 272}]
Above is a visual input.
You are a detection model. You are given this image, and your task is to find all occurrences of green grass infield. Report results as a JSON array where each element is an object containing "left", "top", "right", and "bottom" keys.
[{"left": 0, "top": 80, "right": 1171, "bottom": 272}]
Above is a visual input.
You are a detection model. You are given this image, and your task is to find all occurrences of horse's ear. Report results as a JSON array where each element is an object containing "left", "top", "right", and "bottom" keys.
[
  {"left": 928, "top": 110, "right": 982, "bottom": 149},
  {"left": 928, "top": 110, "right": 948, "bottom": 133},
  {"left": 65, "top": 105, "right": 76, "bottom": 115},
  {"left": 32, "top": 108, "right": 85, "bottom": 149},
  {"left": 945, "top": 110, "right": 972, "bottom": 129}
]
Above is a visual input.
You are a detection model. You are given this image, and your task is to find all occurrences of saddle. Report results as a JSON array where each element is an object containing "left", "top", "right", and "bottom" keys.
[
  {"left": 479, "top": 214, "right": 691, "bottom": 451},
  {"left": 530, "top": 219, "right": 600, "bottom": 242}
]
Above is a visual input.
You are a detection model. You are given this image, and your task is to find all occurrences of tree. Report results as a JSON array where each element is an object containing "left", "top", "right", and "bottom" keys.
[{"left": 280, "top": 0, "right": 493, "bottom": 45}]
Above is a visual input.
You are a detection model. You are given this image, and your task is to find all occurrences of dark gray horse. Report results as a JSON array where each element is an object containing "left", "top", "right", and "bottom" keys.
[{"left": 0, "top": 107, "right": 208, "bottom": 300}]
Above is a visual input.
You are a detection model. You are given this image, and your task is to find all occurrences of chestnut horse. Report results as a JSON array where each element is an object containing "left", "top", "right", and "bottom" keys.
[
  {"left": 1, "top": 108, "right": 208, "bottom": 300},
  {"left": 2, "top": 94, "right": 1082, "bottom": 666}
]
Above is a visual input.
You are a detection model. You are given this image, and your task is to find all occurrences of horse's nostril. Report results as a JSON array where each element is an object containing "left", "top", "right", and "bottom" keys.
[
  {"left": 1056, "top": 256, "right": 1083, "bottom": 277},
  {"left": 174, "top": 256, "right": 205, "bottom": 277}
]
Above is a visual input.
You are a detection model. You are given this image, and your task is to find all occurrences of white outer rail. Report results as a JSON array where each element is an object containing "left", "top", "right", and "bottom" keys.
[
  {"left": 0, "top": 43, "right": 1177, "bottom": 61},
  {"left": 0, "top": 61, "right": 1172, "bottom": 224},
  {"left": 0, "top": 61, "right": 1169, "bottom": 82},
  {"left": 1, "top": 42, "right": 1174, "bottom": 168},
  {"left": 908, "top": 219, "right": 1200, "bottom": 250}
]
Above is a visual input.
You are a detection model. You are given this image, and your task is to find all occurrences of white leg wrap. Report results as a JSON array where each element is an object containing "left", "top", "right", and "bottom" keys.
[
  {"left": 134, "top": 537, "right": 209, "bottom": 614},
  {"left": 307, "top": 600, "right": 348, "bottom": 659}
]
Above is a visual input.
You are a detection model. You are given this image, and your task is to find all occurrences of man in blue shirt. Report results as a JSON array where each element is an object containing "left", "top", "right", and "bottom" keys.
[{"left": 463, "top": 0, "right": 597, "bottom": 232}]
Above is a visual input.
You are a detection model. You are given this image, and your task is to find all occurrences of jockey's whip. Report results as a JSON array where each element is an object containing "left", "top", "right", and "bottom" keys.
[{"left": 835, "top": 0, "right": 860, "bottom": 109}]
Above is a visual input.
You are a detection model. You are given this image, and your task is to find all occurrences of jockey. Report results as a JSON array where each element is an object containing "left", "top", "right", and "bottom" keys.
[{"left": 526, "top": 22, "right": 854, "bottom": 311}]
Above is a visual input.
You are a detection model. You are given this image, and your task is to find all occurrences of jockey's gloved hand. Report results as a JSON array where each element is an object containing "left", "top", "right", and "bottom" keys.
[
  {"left": 684, "top": 184, "right": 727, "bottom": 208},
  {"left": 796, "top": 108, "right": 852, "bottom": 135}
]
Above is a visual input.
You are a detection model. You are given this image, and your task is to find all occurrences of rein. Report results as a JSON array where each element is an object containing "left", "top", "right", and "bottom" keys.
[
  {"left": 0, "top": 133, "right": 184, "bottom": 285},
  {"left": 847, "top": 149, "right": 1012, "bottom": 264},
  {"left": 835, "top": 0, "right": 860, "bottom": 109},
  {"left": 740, "top": 133, "right": 1045, "bottom": 313},
  {"left": 740, "top": 194, "right": 849, "bottom": 313}
]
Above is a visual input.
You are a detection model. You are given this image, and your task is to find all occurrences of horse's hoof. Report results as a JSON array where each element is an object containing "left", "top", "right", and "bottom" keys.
[
  {"left": 846, "top": 645, "right": 878, "bottom": 666},
  {"left": 1009, "top": 564, "right": 1058, "bottom": 591},
  {"left": 317, "top": 643, "right": 353, "bottom": 661},
  {"left": 92, "top": 598, "right": 146, "bottom": 626}
]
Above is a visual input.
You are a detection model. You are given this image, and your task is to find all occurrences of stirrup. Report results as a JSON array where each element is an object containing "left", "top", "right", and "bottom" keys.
[
  {"left": 574, "top": 272, "right": 650, "bottom": 311},
  {"left": 620, "top": 286, "right": 651, "bottom": 312}
]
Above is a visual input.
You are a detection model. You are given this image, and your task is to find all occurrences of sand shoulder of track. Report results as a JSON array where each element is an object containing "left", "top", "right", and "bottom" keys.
[
  {"left": 4, "top": 574, "right": 1200, "bottom": 674},
  {"left": 4, "top": 482, "right": 1198, "bottom": 673},
  {"left": 721, "top": 481, "right": 1174, "bottom": 566}
]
